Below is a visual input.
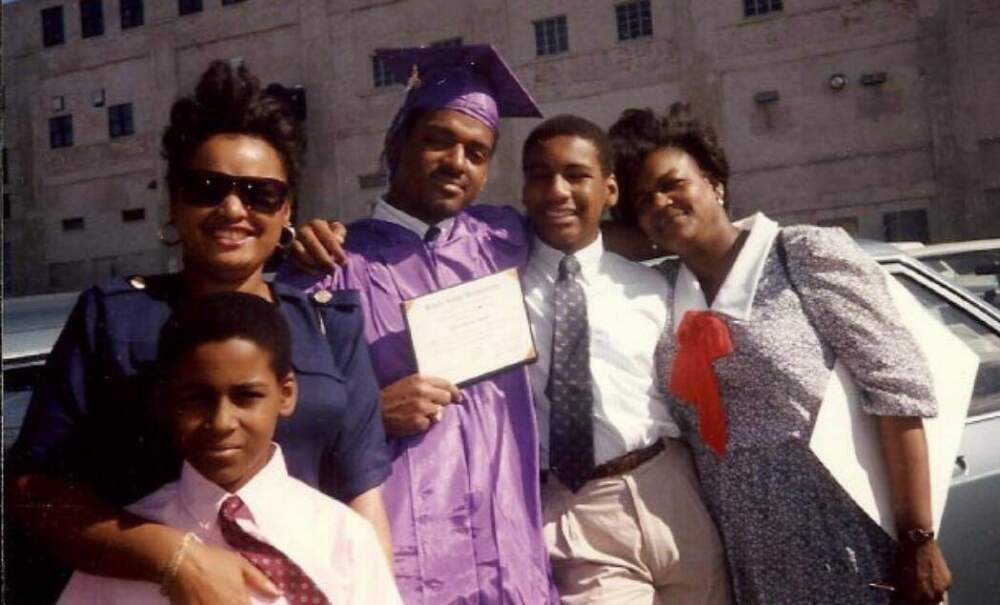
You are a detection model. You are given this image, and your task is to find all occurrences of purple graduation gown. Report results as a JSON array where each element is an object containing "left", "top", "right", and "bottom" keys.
[{"left": 283, "top": 204, "right": 556, "bottom": 604}]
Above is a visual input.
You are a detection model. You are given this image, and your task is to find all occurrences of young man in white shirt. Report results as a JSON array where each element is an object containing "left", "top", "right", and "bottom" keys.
[
  {"left": 520, "top": 115, "right": 730, "bottom": 604},
  {"left": 58, "top": 292, "right": 400, "bottom": 605}
]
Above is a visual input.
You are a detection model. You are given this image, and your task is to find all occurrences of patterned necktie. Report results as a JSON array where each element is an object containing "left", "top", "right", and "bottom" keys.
[
  {"left": 218, "top": 495, "right": 330, "bottom": 605},
  {"left": 546, "top": 255, "right": 594, "bottom": 492},
  {"left": 424, "top": 226, "right": 441, "bottom": 243}
]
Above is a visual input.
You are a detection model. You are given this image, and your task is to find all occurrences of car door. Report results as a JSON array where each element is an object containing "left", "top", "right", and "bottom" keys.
[{"left": 881, "top": 259, "right": 1000, "bottom": 605}]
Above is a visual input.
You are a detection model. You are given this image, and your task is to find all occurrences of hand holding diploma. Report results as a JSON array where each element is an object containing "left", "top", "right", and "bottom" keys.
[{"left": 381, "top": 374, "right": 461, "bottom": 437}]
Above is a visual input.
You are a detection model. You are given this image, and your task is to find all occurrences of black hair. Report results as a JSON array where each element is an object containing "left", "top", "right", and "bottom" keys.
[
  {"left": 608, "top": 102, "right": 730, "bottom": 227},
  {"left": 162, "top": 61, "right": 306, "bottom": 197},
  {"left": 522, "top": 114, "right": 614, "bottom": 176},
  {"left": 156, "top": 291, "right": 292, "bottom": 383}
]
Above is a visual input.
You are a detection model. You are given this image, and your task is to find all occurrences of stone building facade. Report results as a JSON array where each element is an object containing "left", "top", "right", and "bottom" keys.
[{"left": 3, "top": 0, "right": 999, "bottom": 294}]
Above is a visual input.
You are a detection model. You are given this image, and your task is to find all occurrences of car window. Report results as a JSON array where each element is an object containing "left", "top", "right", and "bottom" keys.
[
  {"left": 2, "top": 363, "right": 43, "bottom": 451},
  {"left": 919, "top": 249, "right": 1000, "bottom": 276},
  {"left": 891, "top": 273, "right": 1000, "bottom": 417}
]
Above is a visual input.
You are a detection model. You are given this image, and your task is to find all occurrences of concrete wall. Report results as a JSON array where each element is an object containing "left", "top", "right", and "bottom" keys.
[{"left": 3, "top": 0, "right": 999, "bottom": 294}]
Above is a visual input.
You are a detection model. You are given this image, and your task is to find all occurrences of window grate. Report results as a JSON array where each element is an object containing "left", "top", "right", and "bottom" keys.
[
  {"left": 534, "top": 15, "right": 569, "bottom": 57},
  {"left": 108, "top": 103, "right": 135, "bottom": 138},
  {"left": 616, "top": 1, "right": 653, "bottom": 41},
  {"left": 743, "top": 0, "right": 783, "bottom": 18}
]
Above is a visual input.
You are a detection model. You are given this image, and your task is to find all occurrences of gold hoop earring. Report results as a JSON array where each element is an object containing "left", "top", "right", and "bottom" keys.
[{"left": 158, "top": 221, "right": 181, "bottom": 247}]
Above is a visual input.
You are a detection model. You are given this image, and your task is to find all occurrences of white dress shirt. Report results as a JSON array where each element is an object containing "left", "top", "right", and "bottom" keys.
[
  {"left": 523, "top": 234, "right": 680, "bottom": 469},
  {"left": 673, "top": 212, "right": 779, "bottom": 332},
  {"left": 58, "top": 446, "right": 401, "bottom": 605},
  {"left": 371, "top": 197, "right": 456, "bottom": 239}
]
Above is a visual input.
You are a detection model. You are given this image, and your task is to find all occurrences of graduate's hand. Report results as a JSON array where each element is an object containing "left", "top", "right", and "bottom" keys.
[
  {"left": 169, "top": 541, "right": 282, "bottom": 605},
  {"left": 290, "top": 218, "right": 348, "bottom": 272},
  {"left": 891, "top": 540, "right": 951, "bottom": 604},
  {"left": 381, "top": 374, "right": 461, "bottom": 437}
]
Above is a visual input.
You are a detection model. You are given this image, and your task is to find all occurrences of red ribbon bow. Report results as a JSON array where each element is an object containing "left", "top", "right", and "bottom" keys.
[{"left": 670, "top": 310, "right": 734, "bottom": 456}]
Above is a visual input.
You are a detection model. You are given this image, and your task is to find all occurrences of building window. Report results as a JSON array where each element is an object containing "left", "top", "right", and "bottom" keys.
[
  {"left": 178, "top": 0, "right": 202, "bottom": 16},
  {"left": 120, "top": 0, "right": 144, "bottom": 28},
  {"left": 122, "top": 207, "right": 145, "bottom": 222},
  {"left": 431, "top": 37, "right": 463, "bottom": 48},
  {"left": 743, "top": 0, "right": 783, "bottom": 18},
  {"left": 372, "top": 55, "right": 401, "bottom": 88},
  {"left": 41, "top": 6, "right": 65, "bottom": 47},
  {"left": 62, "top": 217, "right": 86, "bottom": 231},
  {"left": 49, "top": 115, "right": 74, "bottom": 148},
  {"left": 616, "top": 1, "right": 652, "bottom": 41},
  {"left": 108, "top": 103, "right": 135, "bottom": 138},
  {"left": 222, "top": 0, "right": 247, "bottom": 4},
  {"left": 534, "top": 15, "right": 569, "bottom": 57},
  {"left": 80, "top": 0, "right": 105, "bottom": 38},
  {"left": 883, "top": 209, "right": 929, "bottom": 243}
]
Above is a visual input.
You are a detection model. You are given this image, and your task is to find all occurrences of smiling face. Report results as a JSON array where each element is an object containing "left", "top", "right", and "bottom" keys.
[
  {"left": 632, "top": 146, "right": 728, "bottom": 254},
  {"left": 171, "top": 134, "right": 291, "bottom": 285},
  {"left": 522, "top": 135, "right": 618, "bottom": 254},
  {"left": 388, "top": 109, "right": 495, "bottom": 225},
  {"left": 164, "top": 338, "right": 296, "bottom": 493}
]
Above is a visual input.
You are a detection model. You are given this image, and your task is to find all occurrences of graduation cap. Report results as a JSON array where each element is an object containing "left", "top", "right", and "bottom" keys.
[{"left": 378, "top": 44, "right": 542, "bottom": 164}]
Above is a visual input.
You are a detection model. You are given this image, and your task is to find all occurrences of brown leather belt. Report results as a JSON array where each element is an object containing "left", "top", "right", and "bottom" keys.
[{"left": 542, "top": 439, "right": 666, "bottom": 485}]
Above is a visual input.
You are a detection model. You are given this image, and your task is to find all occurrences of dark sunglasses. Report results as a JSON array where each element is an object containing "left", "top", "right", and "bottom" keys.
[{"left": 176, "top": 170, "right": 289, "bottom": 214}]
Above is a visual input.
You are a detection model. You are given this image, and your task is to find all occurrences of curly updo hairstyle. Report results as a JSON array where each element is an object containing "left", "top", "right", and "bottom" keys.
[
  {"left": 608, "top": 102, "right": 729, "bottom": 227},
  {"left": 162, "top": 61, "right": 305, "bottom": 199}
]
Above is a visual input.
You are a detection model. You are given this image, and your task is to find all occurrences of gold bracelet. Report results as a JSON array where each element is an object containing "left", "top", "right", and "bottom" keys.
[{"left": 159, "top": 532, "right": 202, "bottom": 596}]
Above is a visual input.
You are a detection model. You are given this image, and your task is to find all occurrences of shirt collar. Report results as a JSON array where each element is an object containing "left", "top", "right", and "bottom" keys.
[
  {"left": 178, "top": 443, "right": 289, "bottom": 529},
  {"left": 529, "top": 233, "right": 604, "bottom": 283},
  {"left": 371, "top": 197, "right": 456, "bottom": 240},
  {"left": 675, "top": 212, "right": 779, "bottom": 323}
]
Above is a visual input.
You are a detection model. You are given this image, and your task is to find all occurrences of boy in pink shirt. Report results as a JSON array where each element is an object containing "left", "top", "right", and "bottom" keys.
[{"left": 59, "top": 292, "right": 401, "bottom": 605}]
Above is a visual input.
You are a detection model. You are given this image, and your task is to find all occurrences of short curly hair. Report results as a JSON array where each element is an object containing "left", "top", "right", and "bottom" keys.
[
  {"left": 162, "top": 61, "right": 305, "bottom": 198},
  {"left": 608, "top": 103, "right": 729, "bottom": 227}
]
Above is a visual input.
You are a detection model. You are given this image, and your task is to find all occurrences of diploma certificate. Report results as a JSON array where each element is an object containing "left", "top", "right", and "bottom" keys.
[{"left": 402, "top": 267, "right": 537, "bottom": 386}]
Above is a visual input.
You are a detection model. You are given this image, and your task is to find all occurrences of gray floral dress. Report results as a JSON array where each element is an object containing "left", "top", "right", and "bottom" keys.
[{"left": 654, "top": 223, "right": 937, "bottom": 604}]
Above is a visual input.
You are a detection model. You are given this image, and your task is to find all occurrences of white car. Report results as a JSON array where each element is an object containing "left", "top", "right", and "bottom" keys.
[{"left": 897, "top": 239, "right": 1000, "bottom": 309}]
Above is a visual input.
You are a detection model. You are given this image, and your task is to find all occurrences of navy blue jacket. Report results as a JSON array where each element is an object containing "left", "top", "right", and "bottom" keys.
[{"left": 7, "top": 275, "right": 390, "bottom": 602}]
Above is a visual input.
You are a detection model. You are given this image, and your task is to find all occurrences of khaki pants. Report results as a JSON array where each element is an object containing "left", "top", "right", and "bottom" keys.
[{"left": 542, "top": 439, "right": 731, "bottom": 605}]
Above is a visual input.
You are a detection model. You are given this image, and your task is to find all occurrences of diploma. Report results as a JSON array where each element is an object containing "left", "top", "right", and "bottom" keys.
[{"left": 402, "top": 267, "right": 537, "bottom": 386}]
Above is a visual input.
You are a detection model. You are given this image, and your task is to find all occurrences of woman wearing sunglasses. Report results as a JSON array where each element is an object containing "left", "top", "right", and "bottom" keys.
[{"left": 8, "top": 62, "right": 391, "bottom": 605}]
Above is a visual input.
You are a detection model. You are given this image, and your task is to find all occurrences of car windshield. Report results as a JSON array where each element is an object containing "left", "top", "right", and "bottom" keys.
[{"left": 892, "top": 273, "right": 1000, "bottom": 417}]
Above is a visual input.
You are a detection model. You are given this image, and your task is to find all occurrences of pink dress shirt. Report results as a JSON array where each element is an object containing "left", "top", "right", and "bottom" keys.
[{"left": 58, "top": 445, "right": 401, "bottom": 605}]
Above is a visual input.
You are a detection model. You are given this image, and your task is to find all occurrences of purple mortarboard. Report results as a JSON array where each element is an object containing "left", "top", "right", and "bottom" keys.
[{"left": 379, "top": 44, "right": 542, "bottom": 164}]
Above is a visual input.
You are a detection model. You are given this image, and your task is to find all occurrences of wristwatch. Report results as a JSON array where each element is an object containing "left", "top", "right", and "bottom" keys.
[{"left": 902, "top": 527, "right": 935, "bottom": 545}]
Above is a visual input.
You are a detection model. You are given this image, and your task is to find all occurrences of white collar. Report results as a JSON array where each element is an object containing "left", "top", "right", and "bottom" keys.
[
  {"left": 529, "top": 233, "right": 604, "bottom": 283},
  {"left": 371, "top": 197, "right": 456, "bottom": 240},
  {"left": 178, "top": 443, "right": 289, "bottom": 530},
  {"left": 675, "top": 212, "right": 779, "bottom": 324}
]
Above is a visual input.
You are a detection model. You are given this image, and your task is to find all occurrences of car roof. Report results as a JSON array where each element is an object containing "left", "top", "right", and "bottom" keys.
[
  {"left": 898, "top": 239, "right": 1000, "bottom": 258},
  {"left": 3, "top": 291, "right": 79, "bottom": 364}
]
